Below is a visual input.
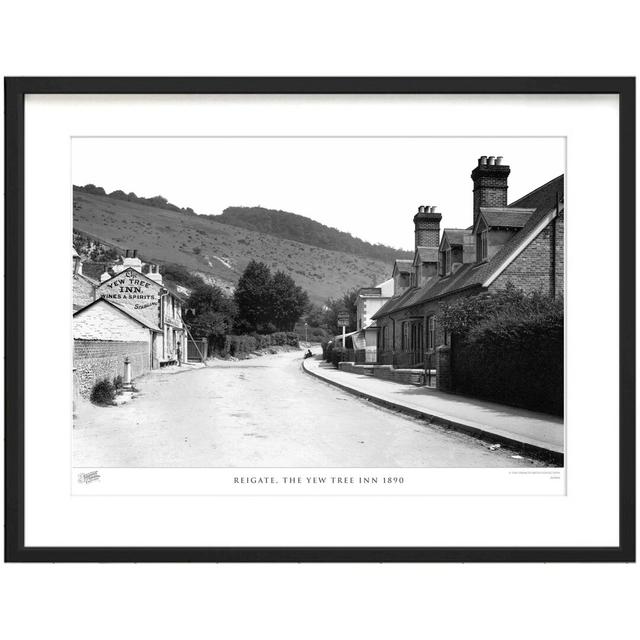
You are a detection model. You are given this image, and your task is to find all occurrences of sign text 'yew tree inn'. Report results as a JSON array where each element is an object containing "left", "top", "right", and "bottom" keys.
[{"left": 341, "top": 155, "right": 564, "bottom": 416}]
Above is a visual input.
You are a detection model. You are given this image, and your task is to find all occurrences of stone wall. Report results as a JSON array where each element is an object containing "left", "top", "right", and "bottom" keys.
[
  {"left": 337, "top": 362, "right": 424, "bottom": 385},
  {"left": 74, "top": 339, "right": 151, "bottom": 398}
]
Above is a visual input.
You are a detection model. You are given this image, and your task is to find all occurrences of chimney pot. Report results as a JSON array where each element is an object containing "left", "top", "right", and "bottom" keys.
[
  {"left": 133, "top": 249, "right": 138, "bottom": 258},
  {"left": 418, "top": 205, "right": 424, "bottom": 213},
  {"left": 495, "top": 156, "right": 503, "bottom": 165},
  {"left": 479, "top": 156, "right": 488, "bottom": 165},
  {"left": 471, "top": 154, "right": 510, "bottom": 227},
  {"left": 430, "top": 206, "right": 437, "bottom": 213}
]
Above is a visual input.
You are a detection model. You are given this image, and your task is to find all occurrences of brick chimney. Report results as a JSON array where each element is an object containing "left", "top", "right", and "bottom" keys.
[
  {"left": 413, "top": 205, "right": 441, "bottom": 250},
  {"left": 471, "top": 155, "right": 510, "bottom": 227}
]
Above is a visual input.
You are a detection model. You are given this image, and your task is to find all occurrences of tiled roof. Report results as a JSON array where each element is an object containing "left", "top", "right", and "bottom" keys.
[
  {"left": 372, "top": 174, "right": 564, "bottom": 319},
  {"left": 393, "top": 259, "right": 413, "bottom": 273},
  {"left": 441, "top": 229, "right": 466, "bottom": 246},
  {"left": 415, "top": 247, "right": 439, "bottom": 263},
  {"left": 479, "top": 207, "right": 535, "bottom": 229}
]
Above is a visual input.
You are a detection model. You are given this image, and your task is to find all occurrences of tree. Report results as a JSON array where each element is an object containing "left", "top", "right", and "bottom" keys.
[
  {"left": 234, "top": 260, "right": 274, "bottom": 333},
  {"left": 186, "top": 283, "right": 237, "bottom": 349},
  {"left": 270, "top": 271, "right": 310, "bottom": 331},
  {"left": 305, "top": 303, "right": 327, "bottom": 329},
  {"left": 159, "top": 263, "right": 204, "bottom": 289},
  {"left": 323, "top": 287, "right": 359, "bottom": 336}
]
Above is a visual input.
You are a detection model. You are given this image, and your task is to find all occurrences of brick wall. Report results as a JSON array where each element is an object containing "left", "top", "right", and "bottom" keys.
[
  {"left": 554, "top": 213, "right": 564, "bottom": 297},
  {"left": 436, "top": 345, "right": 451, "bottom": 391},
  {"left": 415, "top": 226, "right": 440, "bottom": 248},
  {"left": 74, "top": 339, "right": 151, "bottom": 398},
  {"left": 490, "top": 224, "right": 557, "bottom": 295}
]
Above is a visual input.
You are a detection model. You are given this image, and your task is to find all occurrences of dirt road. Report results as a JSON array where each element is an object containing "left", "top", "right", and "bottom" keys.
[{"left": 73, "top": 350, "right": 542, "bottom": 467}]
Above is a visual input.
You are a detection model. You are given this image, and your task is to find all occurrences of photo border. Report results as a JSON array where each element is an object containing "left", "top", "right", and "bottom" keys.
[{"left": 4, "top": 76, "right": 635, "bottom": 562}]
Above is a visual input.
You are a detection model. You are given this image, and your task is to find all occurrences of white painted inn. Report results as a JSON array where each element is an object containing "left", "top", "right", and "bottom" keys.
[{"left": 73, "top": 249, "right": 188, "bottom": 396}]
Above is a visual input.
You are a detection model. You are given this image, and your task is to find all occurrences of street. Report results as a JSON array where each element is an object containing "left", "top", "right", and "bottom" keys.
[{"left": 73, "top": 350, "right": 543, "bottom": 467}]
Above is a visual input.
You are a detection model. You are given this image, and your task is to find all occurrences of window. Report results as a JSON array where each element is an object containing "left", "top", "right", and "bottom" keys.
[
  {"left": 402, "top": 322, "right": 410, "bottom": 351},
  {"left": 476, "top": 230, "right": 488, "bottom": 261},
  {"left": 444, "top": 248, "right": 451, "bottom": 275},
  {"left": 427, "top": 315, "right": 436, "bottom": 350}
]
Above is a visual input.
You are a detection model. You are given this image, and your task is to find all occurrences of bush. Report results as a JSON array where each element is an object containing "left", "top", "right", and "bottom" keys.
[
  {"left": 311, "top": 327, "right": 328, "bottom": 341},
  {"left": 441, "top": 284, "right": 564, "bottom": 416},
  {"left": 112, "top": 375, "right": 123, "bottom": 391},
  {"left": 330, "top": 347, "right": 347, "bottom": 368},
  {"left": 213, "top": 331, "right": 300, "bottom": 358},
  {"left": 222, "top": 334, "right": 258, "bottom": 357},
  {"left": 90, "top": 378, "right": 116, "bottom": 406},
  {"left": 322, "top": 340, "right": 334, "bottom": 362}
]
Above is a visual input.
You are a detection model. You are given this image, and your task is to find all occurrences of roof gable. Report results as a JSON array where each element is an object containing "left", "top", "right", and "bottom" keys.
[
  {"left": 413, "top": 247, "right": 438, "bottom": 266},
  {"left": 97, "top": 266, "right": 161, "bottom": 291},
  {"left": 74, "top": 297, "right": 161, "bottom": 332},
  {"left": 392, "top": 259, "right": 413, "bottom": 276},
  {"left": 475, "top": 207, "right": 535, "bottom": 232},
  {"left": 441, "top": 228, "right": 466, "bottom": 247}
]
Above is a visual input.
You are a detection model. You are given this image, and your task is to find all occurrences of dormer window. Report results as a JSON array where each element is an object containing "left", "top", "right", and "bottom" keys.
[
  {"left": 477, "top": 230, "right": 488, "bottom": 261},
  {"left": 439, "top": 248, "right": 452, "bottom": 275},
  {"left": 474, "top": 217, "right": 489, "bottom": 263}
]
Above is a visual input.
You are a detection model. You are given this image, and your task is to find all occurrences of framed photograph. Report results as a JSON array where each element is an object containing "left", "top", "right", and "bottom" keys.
[{"left": 4, "top": 77, "right": 635, "bottom": 562}]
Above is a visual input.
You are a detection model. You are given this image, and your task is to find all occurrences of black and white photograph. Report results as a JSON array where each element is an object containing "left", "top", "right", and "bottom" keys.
[
  {"left": 71, "top": 137, "right": 565, "bottom": 473},
  {"left": 6, "top": 77, "right": 633, "bottom": 565}
]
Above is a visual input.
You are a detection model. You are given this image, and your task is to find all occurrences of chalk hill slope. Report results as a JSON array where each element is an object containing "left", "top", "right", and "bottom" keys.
[{"left": 73, "top": 189, "right": 402, "bottom": 304}]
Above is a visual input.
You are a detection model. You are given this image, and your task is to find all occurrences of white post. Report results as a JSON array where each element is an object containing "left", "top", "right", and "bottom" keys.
[
  {"left": 305, "top": 322, "right": 308, "bottom": 347},
  {"left": 342, "top": 325, "right": 346, "bottom": 348},
  {"left": 123, "top": 356, "right": 133, "bottom": 390}
]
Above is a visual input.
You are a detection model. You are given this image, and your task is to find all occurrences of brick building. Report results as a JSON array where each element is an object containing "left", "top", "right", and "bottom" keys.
[{"left": 371, "top": 155, "right": 564, "bottom": 389}]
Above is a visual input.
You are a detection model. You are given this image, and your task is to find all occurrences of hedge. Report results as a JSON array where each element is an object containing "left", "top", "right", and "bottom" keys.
[
  {"left": 215, "top": 331, "right": 300, "bottom": 358},
  {"left": 450, "top": 315, "right": 563, "bottom": 416}
]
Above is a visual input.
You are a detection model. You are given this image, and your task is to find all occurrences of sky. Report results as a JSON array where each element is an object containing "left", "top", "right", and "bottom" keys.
[{"left": 72, "top": 137, "right": 565, "bottom": 251}]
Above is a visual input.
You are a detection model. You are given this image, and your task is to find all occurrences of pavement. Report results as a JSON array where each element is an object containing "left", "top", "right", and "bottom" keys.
[
  {"left": 303, "top": 355, "right": 564, "bottom": 461},
  {"left": 73, "top": 348, "right": 548, "bottom": 468}
]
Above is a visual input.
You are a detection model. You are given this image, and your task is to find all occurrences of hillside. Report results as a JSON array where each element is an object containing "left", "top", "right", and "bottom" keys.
[
  {"left": 213, "top": 206, "right": 412, "bottom": 263},
  {"left": 73, "top": 189, "right": 397, "bottom": 305}
]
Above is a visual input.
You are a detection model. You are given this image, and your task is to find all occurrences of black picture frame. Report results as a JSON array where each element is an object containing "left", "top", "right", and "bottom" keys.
[{"left": 4, "top": 76, "right": 636, "bottom": 563}]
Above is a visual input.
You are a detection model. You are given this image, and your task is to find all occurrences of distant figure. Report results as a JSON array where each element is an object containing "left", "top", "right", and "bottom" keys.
[
  {"left": 304, "top": 349, "right": 313, "bottom": 359},
  {"left": 177, "top": 342, "right": 182, "bottom": 366}
]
